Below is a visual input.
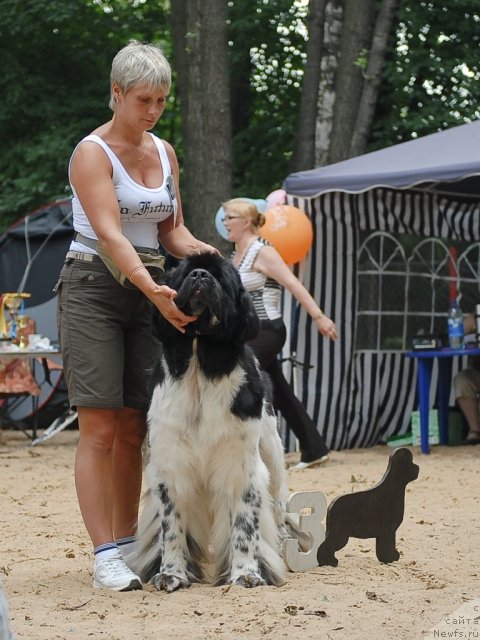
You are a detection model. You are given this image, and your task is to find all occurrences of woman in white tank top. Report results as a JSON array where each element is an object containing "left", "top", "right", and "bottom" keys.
[
  {"left": 225, "top": 198, "right": 337, "bottom": 470},
  {"left": 56, "top": 41, "right": 218, "bottom": 593}
]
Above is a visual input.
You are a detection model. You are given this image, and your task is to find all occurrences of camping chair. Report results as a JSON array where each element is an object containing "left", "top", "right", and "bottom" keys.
[
  {"left": 31, "top": 407, "right": 78, "bottom": 445},
  {"left": 0, "top": 356, "right": 41, "bottom": 438}
]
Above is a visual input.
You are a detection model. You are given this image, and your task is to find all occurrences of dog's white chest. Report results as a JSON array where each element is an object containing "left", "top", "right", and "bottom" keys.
[{"left": 148, "top": 356, "right": 248, "bottom": 448}]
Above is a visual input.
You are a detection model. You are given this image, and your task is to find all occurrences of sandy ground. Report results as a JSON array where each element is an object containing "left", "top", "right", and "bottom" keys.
[{"left": 1, "top": 428, "right": 479, "bottom": 640}]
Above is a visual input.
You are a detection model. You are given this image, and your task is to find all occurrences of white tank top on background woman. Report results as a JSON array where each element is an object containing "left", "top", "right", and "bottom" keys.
[{"left": 235, "top": 238, "right": 282, "bottom": 321}]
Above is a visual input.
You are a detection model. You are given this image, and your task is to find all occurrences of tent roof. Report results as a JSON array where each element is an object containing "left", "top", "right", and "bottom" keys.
[
  {"left": 1, "top": 199, "right": 73, "bottom": 241},
  {"left": 284, "top": 119, "right": 480, "bottom": 199}
]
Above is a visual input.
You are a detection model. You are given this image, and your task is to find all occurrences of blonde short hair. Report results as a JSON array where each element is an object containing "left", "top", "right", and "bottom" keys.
[
  {"left": 223, "top": 198, "right": 266, "bottom": 229},
  {"left": 109, "top": 40, "right": 171, "bottom": 111}
]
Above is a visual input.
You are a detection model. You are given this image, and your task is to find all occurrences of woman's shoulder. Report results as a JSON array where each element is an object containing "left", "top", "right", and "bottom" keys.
[
  {"left": 69, "top": 129, "right": 114, "bottom": 178},
  {"left": 246, "top": 237, "right": 268, "bottom": 257},
  {"left": 157, "top": 137, "right": 177, "bottom": 163},
  {"left": 156, "top": 137, "right": 178, "bottom": 174},
  {"left": 257, "top": 237, "right": 272, "bottom": 248},
  {"left": 70, "top": 134, "right": 113, "bottom": 168},
  {"left": 246, "top": 237, "right": 275, "bottom": 269},
  {"left": 251, "top": 237, "right": 275, "bottom": 256},
  {"left": 149, "top": 132, "right": 172, "bottom": 150},
  {"left": 80, "top": 124, "right": 111, "bottom": 146},
  {"left": 248, "top": 236, "right": 271, "bottom": 250},
  {"left": 91, "top": 122, "right": 109, "bottom": 136},
  {"left": 74, "top": 125, "right": 110, "bottom": 152},
  {"left": 251, "top": 238, "right": 285, "bottom": 273},
  {"left": 149, "top": 133, "right": 176, "bottom": 160}
]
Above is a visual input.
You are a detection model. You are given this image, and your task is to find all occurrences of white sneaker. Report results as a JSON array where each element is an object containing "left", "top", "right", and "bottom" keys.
[
  {"left": 290, "top": 454, "right": 329, "bottom": 470},
  {"left": 93, "top": 551, "right": 142, "bottom": 591}
]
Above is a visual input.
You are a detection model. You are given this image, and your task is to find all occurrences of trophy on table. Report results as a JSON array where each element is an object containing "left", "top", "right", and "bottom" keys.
[
  {"left": 16, "top": 314, "right": 30, "bottom": 348},
  {"left": 0, "top": 293, "right": 31, "bottom": 344}
]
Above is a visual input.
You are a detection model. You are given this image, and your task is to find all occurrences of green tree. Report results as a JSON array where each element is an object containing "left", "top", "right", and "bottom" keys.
[
  {"left": 370, "top": 0, "right": 480, "bottom": 149},
  {"left": 290, "top": 0, "right": 479, "bottom": 168},
  {"left": 228, "top": 0, "right": 307, "bottom": 198},
  {"left": 2, "top": 0, "right": 480, "bottom": 237},
  {"left": 292, "top": 0, "right": 399, "bottom": 169},
  {"left": 0, "top": 0, "right": 168, "bottom": 228}
]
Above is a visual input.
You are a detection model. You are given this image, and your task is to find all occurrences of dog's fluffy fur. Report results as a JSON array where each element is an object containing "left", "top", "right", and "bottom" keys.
[{"left": 131, "top": 253, "right": 288, "bottom": 591}]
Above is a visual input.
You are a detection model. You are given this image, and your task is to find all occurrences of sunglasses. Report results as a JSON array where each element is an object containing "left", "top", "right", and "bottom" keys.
[{"left": 222, "top": 215, "right": 243, "bottom": 223}]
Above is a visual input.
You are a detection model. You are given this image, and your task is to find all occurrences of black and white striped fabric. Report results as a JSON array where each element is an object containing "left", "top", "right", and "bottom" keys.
[{"left": 282, "top": 188, "right": 480, "bottom": 449}]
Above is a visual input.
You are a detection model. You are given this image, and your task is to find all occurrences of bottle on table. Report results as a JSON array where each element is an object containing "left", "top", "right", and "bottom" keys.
[{"left": 447, "top": 299, "right": 464, "bottom": 349}]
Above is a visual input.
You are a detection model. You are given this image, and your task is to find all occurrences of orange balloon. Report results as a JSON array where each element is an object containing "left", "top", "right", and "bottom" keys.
[{"left": 259, "top": 205, "right": 313, "bottom": 265}]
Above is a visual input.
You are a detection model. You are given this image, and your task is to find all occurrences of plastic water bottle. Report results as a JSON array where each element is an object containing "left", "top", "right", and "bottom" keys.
[{"left": 447, "top": 299, "right": 464, "bottom": 349}]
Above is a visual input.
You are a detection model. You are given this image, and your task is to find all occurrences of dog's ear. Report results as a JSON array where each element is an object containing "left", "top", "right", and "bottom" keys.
[{"left": 235, "top": 289, "right": 260, "bottom": 344}]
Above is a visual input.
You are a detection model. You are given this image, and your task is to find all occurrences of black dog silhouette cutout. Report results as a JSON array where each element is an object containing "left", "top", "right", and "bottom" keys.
[{"left": 317, "top": 448, "right": 419, "bottom": 566}]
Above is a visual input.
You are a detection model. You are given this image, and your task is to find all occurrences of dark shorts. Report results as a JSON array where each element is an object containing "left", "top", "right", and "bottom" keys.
[{"left": 56, "top": 256, "right": 161, "bottom": 412}]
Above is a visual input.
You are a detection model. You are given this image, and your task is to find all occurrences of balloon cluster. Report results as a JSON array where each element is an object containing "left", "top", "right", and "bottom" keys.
[{"left": 215, "top": 189, "right": 313, "bottom": 265}]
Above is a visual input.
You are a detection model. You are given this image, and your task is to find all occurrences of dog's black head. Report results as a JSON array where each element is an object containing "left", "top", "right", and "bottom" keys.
[{"left": 157, "top": 252, "right": 259, "bottom": 346}]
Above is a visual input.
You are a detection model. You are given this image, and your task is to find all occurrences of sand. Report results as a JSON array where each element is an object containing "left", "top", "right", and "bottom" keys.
[{"left": 1, "top": 429, "right": 479, "bottom": 640}]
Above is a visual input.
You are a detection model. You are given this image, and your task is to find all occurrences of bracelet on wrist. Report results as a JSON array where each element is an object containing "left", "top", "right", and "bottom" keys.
[
  {"left": 314, "top": 311, "right": 324, "bottom": 321},
  {"left": 128, "top": 264, "right": 145, "bottom": 283}
]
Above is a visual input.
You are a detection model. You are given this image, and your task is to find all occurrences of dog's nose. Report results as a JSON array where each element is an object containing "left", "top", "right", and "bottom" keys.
[{"left": 190, "top": 268, "right": 210, "bottom": 281}]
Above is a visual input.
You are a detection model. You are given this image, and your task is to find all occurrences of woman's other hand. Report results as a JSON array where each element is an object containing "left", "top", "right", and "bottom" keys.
[
  {"left": 187, "top": 241, "right": 221, "bottom": 256},
  {"left": 316, "top": 315, "right": 338, "bottom": 341}
]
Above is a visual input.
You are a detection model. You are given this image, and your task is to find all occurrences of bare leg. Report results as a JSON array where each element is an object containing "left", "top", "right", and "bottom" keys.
[
  {"left": 457, "top": 396, "right": 480, "bottom": 439},
  {"left": 112, "top": 407, "right": 146, "bottom": 539},
  {"left": 75, "top": 406, "right": 146, "bottom": 547}
]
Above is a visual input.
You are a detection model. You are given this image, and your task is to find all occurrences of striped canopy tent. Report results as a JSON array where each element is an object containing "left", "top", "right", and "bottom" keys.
[{"left": 283, "top": 120, "right": 480, "bottom": 449}]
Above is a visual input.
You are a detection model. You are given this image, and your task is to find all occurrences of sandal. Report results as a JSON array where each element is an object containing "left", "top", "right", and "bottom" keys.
[
  {"left": 290, "top": 454, "right": 329, "bottom": 470},
  {"left": 462, "top": 432, "right": 480, "bottom": 446}
]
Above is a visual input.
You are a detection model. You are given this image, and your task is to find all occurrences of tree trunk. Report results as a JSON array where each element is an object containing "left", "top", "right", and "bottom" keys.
[
  {"left": 170, "top": 0, "right": 232, "bottom": 248},
  {"left": 290, "top": 0, "right": 327, "bottom": 172},
  {"left": 328, "top": 0, "right": 375, "bottom": 164},
  {"left": 349, "top": 0, "right": 401, "bottom": 157},
  {"left": 314, "top": 0, "right": 344, "bottom": 167}
]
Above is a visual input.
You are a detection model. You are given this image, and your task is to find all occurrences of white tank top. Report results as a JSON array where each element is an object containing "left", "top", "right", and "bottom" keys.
[
  {"left": 68, "top": 132, "right": 177, "bottom": 253},
  {"left": 236, "top": 238, "right": 282, "bottom": 321}
]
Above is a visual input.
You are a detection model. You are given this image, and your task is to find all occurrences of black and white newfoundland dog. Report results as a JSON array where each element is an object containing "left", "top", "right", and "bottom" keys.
[{"left": 131, "top": 252, "right": 288, "bottom": 591}]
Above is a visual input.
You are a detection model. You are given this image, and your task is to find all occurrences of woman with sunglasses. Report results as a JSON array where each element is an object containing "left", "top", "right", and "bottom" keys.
[{"left": 223, "top": 198, "right": 337, "bottom": 470}]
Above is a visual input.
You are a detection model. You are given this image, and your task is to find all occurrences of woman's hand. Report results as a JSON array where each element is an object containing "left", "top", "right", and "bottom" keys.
[
  {"left": 187, "top": 241, "right": 221, "bottom": 256},
  {"left": 150, "top": 285, "right": 197, "bottom": 333},
  {"left": 316, "top": 315, "right": 338, "bottom": 341}
]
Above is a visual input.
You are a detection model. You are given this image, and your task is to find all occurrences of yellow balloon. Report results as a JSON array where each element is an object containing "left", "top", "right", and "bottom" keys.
[{"left": 259, "top": 205, "right": 313, "bottom": 265}]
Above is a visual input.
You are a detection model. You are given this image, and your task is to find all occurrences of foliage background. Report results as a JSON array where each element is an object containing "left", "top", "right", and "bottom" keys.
[{"left": 0, "top": 0, "right": 479, "bottom": 232}]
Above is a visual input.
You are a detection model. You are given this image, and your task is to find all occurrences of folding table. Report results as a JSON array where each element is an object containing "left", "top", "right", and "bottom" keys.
[{"left": 404, "top": 347, "right": 480, "bottom": 454}]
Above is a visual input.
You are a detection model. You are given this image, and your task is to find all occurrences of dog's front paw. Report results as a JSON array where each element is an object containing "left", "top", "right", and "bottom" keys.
[
  {"left": 151, "top": 572, "right": 191, "bottom": 592},
  {"left": 229, "top": 572, "right": 266, "bottom": 588}
]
